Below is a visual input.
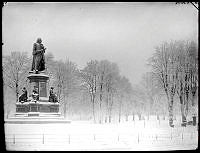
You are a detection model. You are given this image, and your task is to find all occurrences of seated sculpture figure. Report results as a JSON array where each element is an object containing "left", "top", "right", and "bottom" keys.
[
  {"left": 49, "top": 87, "right": 58, "bottom": 102},
  {"left": 31, "top": 86, "right": 39, "bottom": 102},
  {"left": 19, "top": 87, "right": 28, "bottom": 103}
]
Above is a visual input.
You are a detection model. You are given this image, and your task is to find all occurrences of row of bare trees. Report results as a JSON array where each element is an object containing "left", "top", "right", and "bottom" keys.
[
  {"left": 3, "top": 53, "right": 133, "bottom": 123},
  {"left": 79, "top": 60, "right": 132, "bottom": 123},
  {"left": 148, "top": 40, "right": 198, "bottom": 127}
]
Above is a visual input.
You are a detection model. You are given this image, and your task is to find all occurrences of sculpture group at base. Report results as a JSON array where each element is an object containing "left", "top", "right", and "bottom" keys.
[{"left": 19, "top": 86, "right": 58, "bottom": 103}]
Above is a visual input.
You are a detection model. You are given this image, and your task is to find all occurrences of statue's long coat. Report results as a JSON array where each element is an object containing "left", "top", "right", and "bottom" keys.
[{"left": 31, "top": 42, "right": 45, "bottom": 71}]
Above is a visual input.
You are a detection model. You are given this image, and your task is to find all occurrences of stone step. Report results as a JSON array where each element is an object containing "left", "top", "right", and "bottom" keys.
[
  {"left": 15, "top": 112, "right": 62, "bottom": 118},
  {"left": 5, "top": 119, "right": 71, "bottom": 124}
]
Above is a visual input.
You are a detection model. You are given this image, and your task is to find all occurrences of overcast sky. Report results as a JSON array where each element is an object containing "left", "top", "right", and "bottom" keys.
[{"left": 2, "top": 2, "right": 198, "bottom": 85}]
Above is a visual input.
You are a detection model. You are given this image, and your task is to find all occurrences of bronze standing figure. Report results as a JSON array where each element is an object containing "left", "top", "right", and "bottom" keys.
[{"left": 31, "top": 38, "right": 46, "bottom": 72}]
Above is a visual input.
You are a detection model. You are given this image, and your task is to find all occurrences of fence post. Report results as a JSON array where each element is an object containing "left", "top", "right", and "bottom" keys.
[
  {"left": 118, "top": 135, "right": 119, "bottom": 141},
  {"left": 68, "top": 134, "right": 70, "bottom": 144},
  {"left": 42, "top": 134, "right": 44, "bottom": 144},
  {"left": 181, "top": 132, "right": 183, "bottom": 141},
  {"left": 13, "top": 134, "right": 15, "bottom": 144}
]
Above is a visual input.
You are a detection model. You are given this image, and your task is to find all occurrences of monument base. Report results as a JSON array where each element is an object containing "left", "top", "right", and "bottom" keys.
[
  {"left": 12, "top": 101, "right": 66, "bottom": 123},
  {"left": 16, "top": 101, "right": 60, "bottom": 113}
]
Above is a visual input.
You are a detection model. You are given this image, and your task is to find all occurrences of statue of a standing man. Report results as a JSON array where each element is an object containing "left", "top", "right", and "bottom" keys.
[{"left": 31, "top": 38, "right": 46, "bottom": 73}]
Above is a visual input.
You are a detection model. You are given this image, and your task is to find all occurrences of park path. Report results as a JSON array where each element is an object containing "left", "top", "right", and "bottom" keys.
[{"left": 5, "top": 119, "right": 198, "bottom": 151}]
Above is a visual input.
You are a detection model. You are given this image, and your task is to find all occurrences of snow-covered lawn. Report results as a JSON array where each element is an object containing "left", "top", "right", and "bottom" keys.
[{"left": 4, "top": 118, "right": 198, "bottom": 151}]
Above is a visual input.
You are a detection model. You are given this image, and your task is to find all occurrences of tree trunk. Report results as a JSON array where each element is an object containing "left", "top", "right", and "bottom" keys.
[
  {"left": 168, "top": 97, "right": 174, "bottom": 127},
  {"left": 63, "top": 95, "right": 69, "bottom": 119},
  {"left": 99, "top": 102, "right": 102, "bottom": 124},
  {"left": 118, "top": 97, "right": 122, "bottom": 123},
  {"left": 99, "top": 81, "right": 103, "bottom": 124},
  {"left": 105, "top": 116, "right": 107, "bottom": 123},
  {"left": 16, "top": 83, "right": 19, "bottom": 103},
  {"left": 108, "top": 92, "right": 113, "bottom": 123},
  {"left": 185, "top": 90, "right": 189, "bottom": 117},
  {"left": 132, "top": 112, "right": 135, "bottom": 121},
  {"left": 157, "top": 114, "right": 159, "bottom": 120},
  {"left": 91, "top": 94, "right": 96, "bottom": 123},
  {"left": 138, "top": 113, "right": 142, "bottom": 120},
  {"left": 118, "top": 113, "right": 121, "bottom": 123},
  {"left": 181, "top": 104, "right": 187, "bottom": 126},
  {"left": 191, "top": 93, "right": 197, "bottom": 126},
  {"left": 99, "top": 94, "right": 102, "bottom": 124},
  {"left": 108, "top": 114, "right": 111, "bottom": 123},
  {"left": 163, "top": 115, "right": 165, "bottom": 120},
  {"left": 180, "top": 95, "right": 187, "bottom": 126},
  {"left": 105, "top": 93, "right": 109, "bottom": 123}
]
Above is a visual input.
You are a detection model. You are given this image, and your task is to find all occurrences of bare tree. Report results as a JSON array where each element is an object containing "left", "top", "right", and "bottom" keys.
[
  {"left": 132, "top": 84, "right": 145, "bottom": 120},
  {"left": 188, "top": 41, "right": 198, "bottom": 124},
  {"left": 140, "top": 72, "right": 163, "bottom": 120},
  {"left": 103, "top": 62, "right": 120, "bottom": 123},
  {"left": 3, "top": 52, "right": 30, "bottom": 117},
  {"left": 176, "top": 41, "right": 198, "bottom": 126},
  {"left": 79, "top": 60, "right": 98, "bottom": 123},
  {"left": 149, "top": 41, "right": 179, "bottom": 127},
  {"left": 96, "top": 60, "right": 108, "bottom": 124},
  {"left": 52, "top": 59, "right": 78, "bottom": 118},
  {"left": 116, "top": 76, "right": 132, "bottom": 123}
]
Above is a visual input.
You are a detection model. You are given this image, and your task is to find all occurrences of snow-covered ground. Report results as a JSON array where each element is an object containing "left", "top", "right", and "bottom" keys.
[{"left": 4, "top": 117, "right": 198, "bottom": 151}]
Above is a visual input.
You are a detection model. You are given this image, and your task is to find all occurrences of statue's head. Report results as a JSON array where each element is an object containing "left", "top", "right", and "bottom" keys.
[{"left": 36, "top": 38, "right": 42, "bottom": 43}]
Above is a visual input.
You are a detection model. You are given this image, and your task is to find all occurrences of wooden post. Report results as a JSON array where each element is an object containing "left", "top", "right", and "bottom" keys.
[
  {"left": 171, "top": 132, "right": 172, "bottom": 140},
  {"left": 118, "top": 135, "right": 119, "bottom": 141},
  {"left": 42, "top": 134, "right": 44, "bottom": 144},
  {"left": 68, "top": 134, "right": 70, "bottom": 144},
  {"left": 182, "top": 133, "right": 183, "bottom": 140},
  {"left": 13, "top": 134, "right": 15, "bottom": 144}
]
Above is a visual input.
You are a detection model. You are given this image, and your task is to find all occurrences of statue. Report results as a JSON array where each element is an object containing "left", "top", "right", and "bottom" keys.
[
  {"left": 31, "top": 38, "right": 46, "bottom": 73},
  {"left": 49, "top": 87, "right": 58, "bottom": 102},
  {"left": 19, "top": 87, "right": 28, "bottom": 103},
  {"left": 31, "top": 86, "right": 39, "bottom": 102}
]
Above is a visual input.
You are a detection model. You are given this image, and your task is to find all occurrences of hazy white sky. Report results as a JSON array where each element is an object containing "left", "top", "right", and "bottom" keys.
[{"left": 2, "top": 2, "right": 198, "bottom": 85}]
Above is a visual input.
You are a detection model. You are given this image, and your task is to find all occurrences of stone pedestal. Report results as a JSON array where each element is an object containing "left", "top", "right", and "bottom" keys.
[
  {"left": 16, "top": 102, "right": 59, "bottom": 113},
  {"left": 16, "top": 71, "right": 60, "bottom": 117},
  {"left": 27, "top": 72, "right": 49, "bottom": 100}
]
